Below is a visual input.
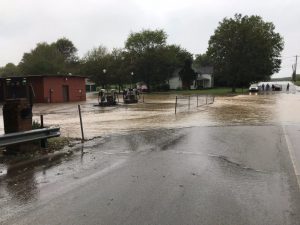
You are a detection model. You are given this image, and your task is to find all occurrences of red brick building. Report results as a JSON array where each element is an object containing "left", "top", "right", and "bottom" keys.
[{"left": 0, "top": 75, "right": 86, "bottom": 103}]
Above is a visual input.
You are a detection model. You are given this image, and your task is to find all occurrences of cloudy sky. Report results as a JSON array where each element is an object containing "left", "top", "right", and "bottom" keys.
[{"left": 1, "top": 0, "right": 299, "bottom": 77}]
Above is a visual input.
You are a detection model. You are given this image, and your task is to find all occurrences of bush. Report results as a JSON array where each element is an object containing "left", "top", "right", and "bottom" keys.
[
  {"left": 152, "top": 83, "right": 170, "bottom": 91},
  {"left": 32, "top": 120, "right": 41, "bottom": 129}
]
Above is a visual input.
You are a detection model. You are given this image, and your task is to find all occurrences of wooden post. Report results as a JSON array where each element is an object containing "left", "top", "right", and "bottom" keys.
[
  {"left": 188, "top": 95, "right": 190, "bottom": 110},
  {"left": 78, "top": 105, "right": 84, "bottom": 143},
  {"left": 40, "top": 115, "right": 44, "bottom": 128},
  {"left": 206, "top": 95, "right": 208, "bottom": 105},
  {"left": 40, "top": 114, "right": 47, "bottom": 148},
  {"left": 197, "top": 94, "right": 199, "bottom": 107},
  {"left": 175, "top": 96, "right": 178, "bottom": 114}
]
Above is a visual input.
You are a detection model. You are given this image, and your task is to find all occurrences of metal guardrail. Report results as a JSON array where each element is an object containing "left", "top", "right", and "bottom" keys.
[{"left": 0, "top": 127, "right": 60, "bottom": 147}]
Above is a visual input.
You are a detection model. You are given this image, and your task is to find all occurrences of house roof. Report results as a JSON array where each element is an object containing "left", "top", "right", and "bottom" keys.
[{"left": 193, "top": 66, "right": 213, "bottom": 74}]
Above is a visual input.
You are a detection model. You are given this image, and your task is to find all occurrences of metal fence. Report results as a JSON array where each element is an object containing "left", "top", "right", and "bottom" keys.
[{"left": 174, "top": 95, "right": 215, "bottom": 114}]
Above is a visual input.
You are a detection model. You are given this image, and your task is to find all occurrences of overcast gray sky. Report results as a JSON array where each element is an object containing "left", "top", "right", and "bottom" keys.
[{"left": 1, "top": 0, "right": 299, "bottom": 78}]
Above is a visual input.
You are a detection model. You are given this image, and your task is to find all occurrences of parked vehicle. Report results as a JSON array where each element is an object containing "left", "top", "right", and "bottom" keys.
[
  {"left": 273, "top": 84, "right": 282, "bottom": 91},
  {"left": 98, "top": 89, "right": 118, "bottom": 106},
  {"left": 249, "top": 84, "right": 259, "bottom": 92},
  {"left": 123, "top": 88, "right": 139, "bottom": 104}
]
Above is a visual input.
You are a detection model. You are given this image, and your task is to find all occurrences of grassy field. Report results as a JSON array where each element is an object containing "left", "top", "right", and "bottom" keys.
[
  {"left": 295, "top": 81, "right": 300, "bottom": 86},
  {"left": 151, "top": 88, "right": 246, "bottom": 95}
]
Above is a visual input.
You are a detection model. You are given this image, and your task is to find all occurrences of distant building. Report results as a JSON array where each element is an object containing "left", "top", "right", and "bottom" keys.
[
  {"left": 136, "top": 82, "right": 148, "bottom": 92},
  {"left": 193, "top": 66, "right": 214, "bottom": 89},
  {"left": 0, "top": 75, "right": 86, "bottom": 103},
  {"left": 85, "top": 78, "right": 97, "bottom": 92},
  {"left": 168, "top": 69, "right": 183, "bottom": 90},
  {"left": 168, "top": 66, "right": 214, "bottom": 90}
]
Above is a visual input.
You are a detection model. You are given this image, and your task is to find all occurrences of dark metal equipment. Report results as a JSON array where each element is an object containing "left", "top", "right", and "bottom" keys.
[
  {"left": 123, "top": 88, "right": 139, "bottom": 104},
  {"left": 1, "top": 77, "right": 36, "bottom": 152},
  {"left": 97, "top": 89, "right": 118, "bottom": 106}
]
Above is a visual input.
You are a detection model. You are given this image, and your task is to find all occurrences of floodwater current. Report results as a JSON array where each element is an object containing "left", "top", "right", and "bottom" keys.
[{"left": 0, "top": 90, "right": 300, "bottom": 139}]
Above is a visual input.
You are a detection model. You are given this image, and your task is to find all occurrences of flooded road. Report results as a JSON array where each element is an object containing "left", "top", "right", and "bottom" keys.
[
  {"left": 1, "top": 90, "right": 300, "bottom": 225},
  {"left": 1, "top": 91, "right": 299, "bottom": 138}
]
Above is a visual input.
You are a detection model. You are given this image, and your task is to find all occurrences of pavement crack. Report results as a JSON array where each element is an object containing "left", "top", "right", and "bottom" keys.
[
  {"left": 160, "top": 134, "right": 186, "bottom": 151},
  {"left": 209, "top": 154, "right": 268, "bottom": 173}
]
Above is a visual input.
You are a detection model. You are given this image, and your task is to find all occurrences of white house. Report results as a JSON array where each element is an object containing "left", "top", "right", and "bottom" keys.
[
  {"left": 168, "top": 66, "right": 214, "bottom": 90},
  {"left": 193, "top": 66, "right": 214, "bottom": 89},
  {"left": 168, "top": 69, "right": 182, "bottom": 89}
]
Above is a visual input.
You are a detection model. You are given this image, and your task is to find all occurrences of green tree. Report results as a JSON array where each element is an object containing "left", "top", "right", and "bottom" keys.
[
  {"left": 19, "top": 42, "right": 65, "bottom": 75},
  {"left": 81, "top": 45, "right": 111, "bottom": 88},
  {"left": 125, "top": 29, "right": 192, "bottom": 91},
  {"left": 179, "top": 59, "right": 196, "bottom": 89},
  {"left": 53, "top": 38, "right": 80, "bottom": 74},
  {"left": 0, "top": 63, "right": 21, "bottom": 77},
  {"left": 53, "top": 37, "right": 78, "bottom": 63},
  {"left": 107, "top": 48, "right": 130, "bottom": 91},
  {"left": 194, "top": 53, "right": 212, "bottom": 67},
  {"left": 125, "top": 29, "right": 168, "bottom": 90},
  {"left": 207, "top": 14, "right": 284, "bottom": 92},
  {"left": 159, "top": 45, "right": 193, "bottom": 89}
]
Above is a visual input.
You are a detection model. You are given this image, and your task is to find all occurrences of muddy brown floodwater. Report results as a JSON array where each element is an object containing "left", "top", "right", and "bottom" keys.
[{"left": 0, "top": 91, "right": 300, "bottom": 139}]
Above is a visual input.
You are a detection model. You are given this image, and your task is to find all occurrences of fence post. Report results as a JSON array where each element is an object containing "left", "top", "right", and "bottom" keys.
[
  {"left": 175, "top": 96, "right": 177, "bottom": 114},
  {"left": 40, "top": 115, "right": 47, "bottom": 148},
  {"left": 78, "top": 105, "right": 85, "bottom": 143},
  {"left": 206, "top": 95, "right": 208, "bottom": 104},
  {"left": 197, "top": 94, "right": 199, "bottom": 107},
  {"left": 188, "top": 95, "right": 190, "bottom": 110}
]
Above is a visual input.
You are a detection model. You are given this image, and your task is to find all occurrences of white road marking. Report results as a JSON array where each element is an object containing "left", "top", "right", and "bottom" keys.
[{"left": 282, "top": 125, "right": 300, "bottom": 189}]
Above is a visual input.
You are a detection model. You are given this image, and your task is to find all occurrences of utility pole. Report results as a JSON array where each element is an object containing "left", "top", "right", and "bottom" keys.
[
  {"left": 295, "top": 55, "right": 298, "bottom": 75},
  {"left": 292, "top": 55, "right": 298, "bottom": 82}
]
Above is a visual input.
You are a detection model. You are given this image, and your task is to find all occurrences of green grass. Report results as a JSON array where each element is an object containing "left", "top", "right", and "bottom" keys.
[
  {"left": 47, "top": 137, "right": 71, "bottom": 152},
  {"left": 151, "top": 88, "right": 246, "bottom": 95},
  {"left": 295, "top": 81, "right": 300, "bottom": 86}
]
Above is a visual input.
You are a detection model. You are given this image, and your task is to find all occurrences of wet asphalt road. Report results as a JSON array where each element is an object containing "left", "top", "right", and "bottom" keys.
[{"left": 1, "top": 125, "right": 300, "bottom": 225}]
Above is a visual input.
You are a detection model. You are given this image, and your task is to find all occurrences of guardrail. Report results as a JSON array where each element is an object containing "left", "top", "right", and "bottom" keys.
[{"left": 0, "top": 127, "right": 60, "bottom": 147}]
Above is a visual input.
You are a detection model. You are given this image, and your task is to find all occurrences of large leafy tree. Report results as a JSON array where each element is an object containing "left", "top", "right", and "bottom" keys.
[
  {"left": 18, "top": 38, "right": 79, "bottom": 75},
  {"left": 107, "top": 48, "right": 130, "bottom": 91},
  {"left": 207, "top": 14, "right": 284, "bottom": 91},
  {"left": 125, "top": 29, "right": 168, "bottom": 90},
  {"left": 194, "top": 53, "right": 212, "bottom": 68},
  {"left": 53, "top": 37, "right": 80, "bottom": 74},
  {"left": 81, "top": 45, "right": 111, "bottom": 88},
  {"left": 125, "top": 29, "right": 191, "bottom": 91},
  {"left": 53, "top": 37, "right": 78, "bottom": 63},
  {"left": 19, "top": 42, "right": 65, "bottom": 75},
  {"left": 179, "top": 59, "right": 196, "bottom": 88},
  {"left": 0, "top": 63, "right": 21, "bottom": 77}
]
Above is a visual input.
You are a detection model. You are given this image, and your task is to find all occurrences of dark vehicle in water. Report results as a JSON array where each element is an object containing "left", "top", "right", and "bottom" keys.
[
  {"left": 273, "top": 84, "right": 282, "bottom": 91},
  {"left": 98, "top": 89, "right": 118, "bottom": 106},
  {"left": 123, "top": 88, "right": 139, "bottom": 104}
]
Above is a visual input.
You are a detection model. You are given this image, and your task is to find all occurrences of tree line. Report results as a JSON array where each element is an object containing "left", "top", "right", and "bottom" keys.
[{"left": 0, "top": 14, "right": 284, "bottom": 92}]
